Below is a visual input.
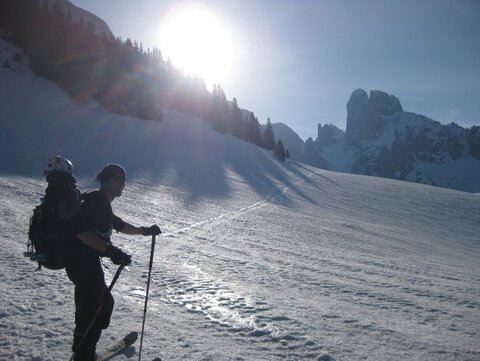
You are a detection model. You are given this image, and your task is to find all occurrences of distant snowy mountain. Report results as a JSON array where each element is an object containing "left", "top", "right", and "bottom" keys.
[
  {"left": 281, "top": 90, "right": 480, "bottom": 193},
  {"left": 271, "top": 123, "right": 304, "bottom": 158}
]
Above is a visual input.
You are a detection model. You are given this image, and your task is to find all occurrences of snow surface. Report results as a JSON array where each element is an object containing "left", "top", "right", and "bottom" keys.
[{"left": 1, "top": 39, "right": 480, "bottom": 360}]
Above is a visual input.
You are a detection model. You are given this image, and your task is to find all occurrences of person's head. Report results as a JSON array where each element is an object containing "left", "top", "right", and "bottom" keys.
[
  {"left": 96, "top": 164, "right": 127, "bottom": 200},
  {"left": 43, "top": 156, "right": 77, "bottom": 201},
  {"left": 44, "top": 156, "right": 76, "bottom": 185},
  {"left": 44, "top": 155, "right": 74, "bottom": 176}
]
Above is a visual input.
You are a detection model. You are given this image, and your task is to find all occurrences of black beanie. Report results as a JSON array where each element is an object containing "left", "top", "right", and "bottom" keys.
[{"left": 96, "top": 164, "right": 126, "bottom": 184}]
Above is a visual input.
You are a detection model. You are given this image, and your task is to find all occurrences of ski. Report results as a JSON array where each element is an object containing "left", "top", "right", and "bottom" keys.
[{"left": 98, "top": 331, "right": 138, "bottom": 360}]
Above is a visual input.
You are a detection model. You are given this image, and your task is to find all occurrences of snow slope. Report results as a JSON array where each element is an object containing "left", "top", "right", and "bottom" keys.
[{"left": 1, "top": 39, "right": 480, "bottom": 360}]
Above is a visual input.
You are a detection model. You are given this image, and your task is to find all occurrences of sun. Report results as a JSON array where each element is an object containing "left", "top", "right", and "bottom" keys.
[{"left": 158, "top": 4, "right": 235, "bottom": 89}]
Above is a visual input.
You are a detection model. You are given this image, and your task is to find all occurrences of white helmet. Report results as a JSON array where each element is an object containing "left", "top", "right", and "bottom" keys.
[{"left": 44, "top": 156, "right": 75, "bottom": 176}]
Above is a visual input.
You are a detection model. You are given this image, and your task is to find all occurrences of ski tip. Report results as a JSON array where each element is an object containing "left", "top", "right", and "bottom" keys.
[{"left": 152, "top": 358, "right": 162, "bottom": 361}]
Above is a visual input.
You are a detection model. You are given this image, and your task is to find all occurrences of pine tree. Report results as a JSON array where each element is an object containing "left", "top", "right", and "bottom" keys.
[
  {"left": 210, "top": 84, "right": 229, "bottom": 133},
  {"left": 247, "top": 113, "right": 263, "bottom": 147},
  {"left": 262, "top": 117, "right": 276, "bottom": 151},
  {"left": 286, "top": 149, "right": 290, "bottom": 159},
  {"left": 275, "top": 140, "right": 286, "bottom": 162},
  {"left": 231, "top": 97, "right": 246, "bottom": 139}
]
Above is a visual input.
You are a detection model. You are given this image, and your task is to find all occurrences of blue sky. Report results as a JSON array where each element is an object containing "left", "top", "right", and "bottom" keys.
[{"left": 72, "top": 0, "right": 480, "bottom": 140}]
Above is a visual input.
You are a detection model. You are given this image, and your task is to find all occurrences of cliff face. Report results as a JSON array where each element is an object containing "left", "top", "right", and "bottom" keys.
[
  {"left": 346, "top": 89, "right": 403, "bottom": 146},
  {"left": 285, "top": 89, "right": 480, "bottom": 192},
  {"left": 45, "top": 0, "right": 112, "bottom": 36}
]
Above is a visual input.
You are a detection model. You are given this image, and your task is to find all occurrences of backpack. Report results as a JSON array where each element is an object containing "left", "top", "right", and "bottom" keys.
[{"left": 25, "top": 191, "right": 82, "bottom": 270}]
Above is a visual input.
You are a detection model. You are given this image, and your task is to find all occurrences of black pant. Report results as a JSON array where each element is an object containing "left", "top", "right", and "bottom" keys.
[{"left": 66, "top": 251, "right": 114, "bottom": 361}]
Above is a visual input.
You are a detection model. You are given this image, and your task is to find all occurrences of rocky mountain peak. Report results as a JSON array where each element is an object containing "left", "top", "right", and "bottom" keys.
[
  {"left": 369, "top": 90, "right": 403, "bottom": 116},
  {"left": 316, "top": 123, "right": 344, "bottom": 148},
  {"left": 297, "top": 89, "right": 480, "bottom": 192},
  {"left": 346, "top": 89, "right": 403, "bottom": 146}
]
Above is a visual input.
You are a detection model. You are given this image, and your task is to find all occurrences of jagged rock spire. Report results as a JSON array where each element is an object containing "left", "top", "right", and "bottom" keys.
[{"left": 346, "top": 89, "right": 403, "bottom": 146}]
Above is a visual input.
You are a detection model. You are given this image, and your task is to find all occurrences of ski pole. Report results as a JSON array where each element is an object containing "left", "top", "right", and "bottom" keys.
[
  {"left": 138, "top": 234, "right": 156, "bottom": 361},
  {"left": 70, "top": 264, "right": 125, "bottom": 361}
]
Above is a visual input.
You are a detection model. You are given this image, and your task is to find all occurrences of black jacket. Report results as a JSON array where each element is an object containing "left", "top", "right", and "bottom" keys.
[{"left": 75, "top": 190, "right": 125, "bottom": 246}]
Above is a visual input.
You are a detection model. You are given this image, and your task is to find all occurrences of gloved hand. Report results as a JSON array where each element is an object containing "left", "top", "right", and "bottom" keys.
[
  {"left": 103, "top": 245, "right": 132, "bottom": 266},
  {"left": 141, "top": 225, "right": 161, "bottom": 236}
]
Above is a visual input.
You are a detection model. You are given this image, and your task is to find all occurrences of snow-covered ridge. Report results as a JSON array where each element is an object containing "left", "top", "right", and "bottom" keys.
[
  {"left": 0, "top": 38, "right": 286, "bottom": 193},
  {"left": 271, "top": 122, "right": 305, "bottom": 158}
]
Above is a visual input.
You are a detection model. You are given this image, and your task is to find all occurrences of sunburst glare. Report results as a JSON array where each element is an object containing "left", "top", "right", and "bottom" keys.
[{"left": 157, "top": 3, "right": 235, "bottom": 89}]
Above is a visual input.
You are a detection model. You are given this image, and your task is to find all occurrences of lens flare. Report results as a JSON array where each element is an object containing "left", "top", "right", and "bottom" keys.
[{"left": 158, "top": 3, "right": 235, "bottom": 89}]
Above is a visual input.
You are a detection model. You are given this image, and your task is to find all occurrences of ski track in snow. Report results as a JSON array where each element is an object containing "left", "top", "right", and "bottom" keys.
[
  {"left": 118, "top": 171, "right": 325, "bottom": 359},
  {"left": 160, "top": 172, "right": 308, "bottom": 238}
]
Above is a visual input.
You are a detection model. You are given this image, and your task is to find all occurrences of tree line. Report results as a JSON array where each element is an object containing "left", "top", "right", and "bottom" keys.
[{"left": 0, "top": 0, "right": 288, "bottom": 161}]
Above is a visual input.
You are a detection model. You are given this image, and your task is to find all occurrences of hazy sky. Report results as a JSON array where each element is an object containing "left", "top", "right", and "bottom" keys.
[{"left": 72, "top": 0, "right": 480, "bottom": 140}]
